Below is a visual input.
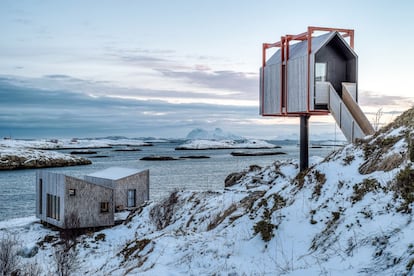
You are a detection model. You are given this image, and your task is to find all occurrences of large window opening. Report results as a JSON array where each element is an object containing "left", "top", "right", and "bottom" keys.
[
  {"left": 315, "top": 62, "right": 327, "bottom": 82},
  {"left": 127, "top": 189, "right": 136, "bottom": 208},
  {"left": 46, "top": 193, "right": 60, "bottom": 220}
]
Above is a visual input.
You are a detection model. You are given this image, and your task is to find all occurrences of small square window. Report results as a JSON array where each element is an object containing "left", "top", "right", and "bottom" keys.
[
  {"left": 100, "top": 202, "right": 109, "bottom": 213},
  {"left": 69, "top": 189, "right": 76, "bottom": 196}
]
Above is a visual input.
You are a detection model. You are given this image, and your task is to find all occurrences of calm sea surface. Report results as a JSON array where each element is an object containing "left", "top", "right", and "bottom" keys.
[{"left": 0, "top": 140, "right": 338, "bottom": 221}]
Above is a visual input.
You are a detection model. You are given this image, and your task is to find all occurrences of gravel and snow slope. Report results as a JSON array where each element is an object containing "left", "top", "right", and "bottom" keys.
[{"left": 2, "top": 109, "right": 414, "bottom": 275}]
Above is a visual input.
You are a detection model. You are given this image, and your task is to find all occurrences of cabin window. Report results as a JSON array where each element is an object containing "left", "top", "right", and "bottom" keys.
[
  {"left": 127, "top": 189, "right": 136, "bottom": 207},
  {"left": 315, "top": 62, "right": 327, "bottom": 82},
  {"left": 39, "top": 179, "right": 43, "bottom": 214},
  {"left": 100, "top": 202, "right": 109, "bottom": 213},
  {"left": 68, "top": 189, "right": 76, "bottom": 196},
  {"left": 46, "top": 193, "right": 60, "bottom": 221}
]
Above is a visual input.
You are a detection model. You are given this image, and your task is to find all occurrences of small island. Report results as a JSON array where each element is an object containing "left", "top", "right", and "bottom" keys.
[
  {"left": 140, "top": 156, "right": 178, "bottom": 161},
  {"left": 0, "top": 147, "right": 91, "bottom": 170},
  {"left": 230, "top": 151, "right": 286, "bottom": 157},
  {"left": 175, "top": 139, "right": 280, "bottom": 150},
  {"left": 70, "top": 150, "right": 98, "bottom": 155}
]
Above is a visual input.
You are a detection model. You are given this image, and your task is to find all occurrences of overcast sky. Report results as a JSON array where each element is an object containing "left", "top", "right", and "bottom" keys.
[{"left": 1, "top": 0, "right": 414, "bottom": 139}]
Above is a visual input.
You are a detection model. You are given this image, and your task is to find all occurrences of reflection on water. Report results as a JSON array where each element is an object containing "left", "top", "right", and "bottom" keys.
[{"left": 0, "top": 141, "right": 337, "bottom": 221}]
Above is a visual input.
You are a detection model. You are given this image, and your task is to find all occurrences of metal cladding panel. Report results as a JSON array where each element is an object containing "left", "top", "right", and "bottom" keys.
[
  {"left": 353, "top": 123, "right": 365, "bottom": 140},
  {"left": 261, "top": 64, "right": 281, "bottom": 115},
  {"left": 287, "top": 57, "right": 307, "bottom": 112}
]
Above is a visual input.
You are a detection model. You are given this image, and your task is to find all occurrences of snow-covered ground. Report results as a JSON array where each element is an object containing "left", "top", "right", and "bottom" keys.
[
  {"left": 176, "top": 139, "right": 277, "bottom": 150},
  {"left": 2, "top": 109, "right": 414, "bottom": 275}
]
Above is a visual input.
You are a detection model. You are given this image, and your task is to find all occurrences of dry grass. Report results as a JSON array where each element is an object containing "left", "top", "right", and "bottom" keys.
[
  {"left": 150, "top": 191, "right": 179, "bottom": 230},
  {"left": 207, "top": 203, "right": 238, "bottom": 231},
  {"left": 359, "top": 152, "right": 404, "bottom": 175}
]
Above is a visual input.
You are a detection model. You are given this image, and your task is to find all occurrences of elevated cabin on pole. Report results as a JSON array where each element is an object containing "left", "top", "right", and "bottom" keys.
[{"left": 260, "top": 26, "right": 374, "bottom": 143}]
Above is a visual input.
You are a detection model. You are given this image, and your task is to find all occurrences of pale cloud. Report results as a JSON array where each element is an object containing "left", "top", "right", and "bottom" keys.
[{"left": 359, "top": 90, "right": 414, "bottom": 108}]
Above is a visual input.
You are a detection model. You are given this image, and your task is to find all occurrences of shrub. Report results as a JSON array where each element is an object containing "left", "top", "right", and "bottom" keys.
[
  {"left": 0, "top": 234, "right": 19, "bottom": 276},
  {"left": 394, "top": 166, "right": 414, "bottom": 213},
  {"left": 351, "top": 178, "right": 380, "bottom": 203},
  {"left": 253, "top": 220, "right": 276, "bottom": 242},
  {"left": 150, "top": 191, "right": 179, "bottom": 230},
  {"left": 120, "top": 239, "right": 151, "bottom": 262},
  {"left": 295, "top": 168, "right": 311, "bottom": 189},
  {"left": 271, "top": 194, "right": 287, "bottom": 211},
  {"left": 94, "top": 233, "right": 106, "bottom": 242},
  {"left": 343, "top": 155, "right": 355, "bottom": 165},
  {"left": 313, "top": 170, "right": 327, "bottom": 198},
  {"left": 407, "top": 258, "right": 414, "bottom": 272}
]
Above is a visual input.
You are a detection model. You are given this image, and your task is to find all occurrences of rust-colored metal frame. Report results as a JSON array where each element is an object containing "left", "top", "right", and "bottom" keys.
[{"left": 261, "top": 26, "right": 354, "bottom": 117}]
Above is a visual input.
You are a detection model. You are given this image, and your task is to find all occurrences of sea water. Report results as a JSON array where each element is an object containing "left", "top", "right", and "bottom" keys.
[{"left": 0, "top": 140, "right": 338, "bottom": 221}]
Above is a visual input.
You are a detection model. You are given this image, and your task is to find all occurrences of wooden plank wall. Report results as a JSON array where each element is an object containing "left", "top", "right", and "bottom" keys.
[
  {"left": 287, "top": 57, "right": 307, "bottom": 112},
  {"left": 114, "top": 170, "right": 150, "bottom": 210},
  {"left": 65, "top": 176, "right": 114, "bottom": 228}
]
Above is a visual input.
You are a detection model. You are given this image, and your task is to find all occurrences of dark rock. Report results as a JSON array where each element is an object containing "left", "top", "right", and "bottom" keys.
[
  {"left": 140, "top": 156, "right": 178, "bottom": 161},
  {"left": 113, "top": 148, "right": 142, "bottom": 152},
  {"left": 225, "top": 172, "right": 246, "bottom": 187},
  {"left": 70, "top": 150, "right": 98, "bottom": 154},
  {"left": 179, "top": 156, "right": 210, "bottom": 159},
  {"left": 231, "top": 151, "right": 286, "bottom": 156}
]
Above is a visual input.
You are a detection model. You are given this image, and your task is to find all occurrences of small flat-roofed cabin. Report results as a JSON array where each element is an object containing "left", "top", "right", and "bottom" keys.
[{"left": 36, "top": 167, "right": 149, "bottom": 229}]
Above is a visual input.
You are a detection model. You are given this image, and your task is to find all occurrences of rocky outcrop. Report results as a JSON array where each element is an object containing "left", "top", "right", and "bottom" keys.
[
  {"left": 140, "top": 156, "right": 178, "bottom": 161},
  {"left": 0, "top": 147, "right": 91, "bottom": 170},
  {"left": 230, "top": 151, "right": 286, "bottom": 156}
]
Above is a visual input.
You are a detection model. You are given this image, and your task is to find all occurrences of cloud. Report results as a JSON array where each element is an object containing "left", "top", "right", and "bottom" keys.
[
  {"left": 0, "top": 75, "right": 345, "bottom": 140},
  {"left": 359, "top": 90, "right": 414, "bottom": 107},
  {"left": 156, "top": 69, "right": 258, "bottom": 96},
  {"left": 106, "top": 47, "right": 258, "bottom": 97},
  {"left": 0, "top": 78, "right": 265, "bottom": 138}
]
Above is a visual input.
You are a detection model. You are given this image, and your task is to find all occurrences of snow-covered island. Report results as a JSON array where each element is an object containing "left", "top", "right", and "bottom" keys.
[
  {"left": 175, "top": 139, "right": 279, "bottom": 150},
  {"left": 2, "top": 108, "right": 414, "bottom": 274},
  {"left": 186, "top": 127, "right": 243, "bottom": 140},
  {"left": 0, "top": 137, "right": 151, "bottom": 150},
  {"left": 0, "top": 147, "right": 91, "bottom": 170},
  {"left": 0, "top": 137, "right": 151, "bottom": 170}
]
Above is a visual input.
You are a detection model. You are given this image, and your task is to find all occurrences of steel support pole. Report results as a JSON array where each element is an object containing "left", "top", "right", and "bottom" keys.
[{"left": 300, "top": 115, "right": 310, "bottom": 172}]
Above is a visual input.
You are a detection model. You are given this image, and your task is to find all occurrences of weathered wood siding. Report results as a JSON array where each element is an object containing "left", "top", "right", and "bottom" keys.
[
  {"left": 261, "top": 64, "right": 282, "bottom": 115},
  {"left": 287, "top": 56, "right": 307, "bottom": 113},
  {"left": 114, "top": 170, "right": 149, "bottom": 210},
  {"left": 35, "top": 171, "right": 65, "bottom": 228},
  {"left": 64, "top": 176, "right": 114, "bottom": 228}
]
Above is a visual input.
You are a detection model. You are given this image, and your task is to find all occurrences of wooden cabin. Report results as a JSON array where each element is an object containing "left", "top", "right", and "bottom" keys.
[
  {"left": 260, "top": 27, "right": 374, "bottom": 142},
  {"left": 35, "top": 167, "right": 149, "bottom": 229}
]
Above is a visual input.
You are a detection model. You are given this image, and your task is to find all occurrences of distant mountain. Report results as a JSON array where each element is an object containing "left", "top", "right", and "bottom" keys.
[{"left": 186, "top": 128, "right": 243, "bottom": 140}]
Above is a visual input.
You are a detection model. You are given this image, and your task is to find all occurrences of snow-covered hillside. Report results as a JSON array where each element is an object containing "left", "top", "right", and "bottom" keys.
[
  {"left": 2, "top": 109, "right": 414, "bottom": 275},
  {"left": 186, "top": 128, "right": 243, "bottom": 140}
]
